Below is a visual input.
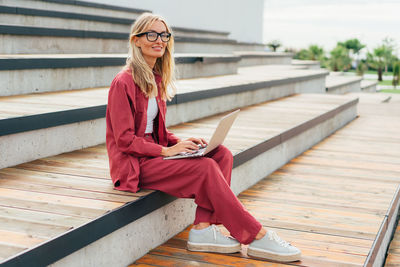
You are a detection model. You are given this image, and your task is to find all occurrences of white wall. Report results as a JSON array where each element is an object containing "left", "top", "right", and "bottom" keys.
[{"left": 86, "top": 0, "right": 264, "bottom": 44}]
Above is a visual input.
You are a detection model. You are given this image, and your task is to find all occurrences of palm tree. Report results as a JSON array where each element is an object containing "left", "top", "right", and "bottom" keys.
[
  {"left": 329, "top": 45, "right": 351, "bottom": 71},
  {"left": 367, "top": 46, "right": 385, "bottom": 81},
  {"left": 338, "top": 38, "right": 365, "bottom": 67},
  {"left": 267, "top": 40, "right": 282, "bottom": 52},
  {"left": 393, "top": 62, "right": 399, "bottom": 89},
  {"left": 308, "top": 45, "right": 325, "bottom": 61}
]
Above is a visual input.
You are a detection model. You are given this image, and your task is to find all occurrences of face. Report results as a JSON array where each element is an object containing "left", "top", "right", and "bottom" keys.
[{"left": 134, "top": 20, "right": 168, "bottom": 65}]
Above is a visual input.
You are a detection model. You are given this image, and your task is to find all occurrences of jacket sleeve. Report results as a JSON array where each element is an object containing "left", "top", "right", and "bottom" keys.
[
  {"left": 166, "top": 129, "right": 180, "bottom": 146},
  {"left": 107, "top": 78, "right": 163, "bottom": 157}
]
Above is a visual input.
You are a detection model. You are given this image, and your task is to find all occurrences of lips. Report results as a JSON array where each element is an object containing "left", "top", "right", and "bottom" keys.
[{"left": 152, "top": 46, "right": 163, "bottom": 51}]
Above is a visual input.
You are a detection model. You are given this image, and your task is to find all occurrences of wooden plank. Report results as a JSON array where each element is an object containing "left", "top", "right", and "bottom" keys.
[
  {"left": 0, "top": 244, "right": 26, "bottom": 263},
  {"left": 0, "top": 229, "right": 45, "bottom": 247}
]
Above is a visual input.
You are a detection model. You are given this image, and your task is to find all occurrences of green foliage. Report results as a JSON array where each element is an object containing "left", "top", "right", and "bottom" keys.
[
  {"left": 329, "top": 45, "right": 351, "bottom": 71},
  {"left": 367, "top": 45, "right": 387, "bottom": 81},
  {"left": 267, "top": 40, "right": 282, "bottom": 52},
  {"left": 393, "top": 62, "right": 400, "bottom": 88},
  {"left": 338, "top": 38, "right": 365, "bottom": 55},
  {"left": 356, "top": 61, "right": 367, "bottom": 76}
]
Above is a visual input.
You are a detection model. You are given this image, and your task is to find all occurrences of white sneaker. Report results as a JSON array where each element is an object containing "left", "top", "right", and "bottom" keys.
[
  {"left": 187, "top": 225, "right": 241, "bottom": 253},
  {"left": 247, "top": 230, "right": 301, "bottom": 262}
]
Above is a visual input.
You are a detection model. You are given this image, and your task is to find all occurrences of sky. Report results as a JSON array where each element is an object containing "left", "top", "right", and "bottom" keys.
[{"left": 263, "top": 0, "right": 400, "bottom": 56}]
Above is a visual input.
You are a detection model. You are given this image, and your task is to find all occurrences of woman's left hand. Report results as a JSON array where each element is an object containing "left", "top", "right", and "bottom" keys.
[{"left": 185, "top": 137, "right": 208, "bottom": 148}]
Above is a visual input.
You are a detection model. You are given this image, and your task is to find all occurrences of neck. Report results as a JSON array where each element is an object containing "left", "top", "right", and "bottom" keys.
[{"left": 143, "top": 55, "right": 156, "bottom": 69}]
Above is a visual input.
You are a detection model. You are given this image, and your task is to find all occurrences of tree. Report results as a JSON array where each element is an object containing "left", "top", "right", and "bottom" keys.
[
  {"left": 393, "top": 62, "right": 400, "bottom": 89},
  {"left": 338, "top": 38, "right": 365, "bottom": 68},
  {"left": 308, "top": 45, "right": 325, "bottom": 61},
  {"left": 367, "top": 46, "right": 385, "bottom": 81},
  {"left": 329, "top": 45, "right": 351, "bottom": 71},
  {"left": 267, "top": 40, "right": 282, "bottom": 52},
  {"left": 382, "top": 37, "right": 397, "bottom": 73}
]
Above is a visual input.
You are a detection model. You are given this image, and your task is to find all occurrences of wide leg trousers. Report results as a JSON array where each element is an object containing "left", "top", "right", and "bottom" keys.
[{"left": 138, "top": 136, "right": 262, "bottom": 244}]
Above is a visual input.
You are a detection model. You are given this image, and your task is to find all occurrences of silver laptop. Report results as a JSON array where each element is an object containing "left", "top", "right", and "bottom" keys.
[{"left": 163, "top": 109, "right": 240, "bottom": 160}]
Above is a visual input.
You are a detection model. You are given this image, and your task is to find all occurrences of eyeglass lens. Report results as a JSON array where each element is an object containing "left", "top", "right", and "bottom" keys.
[{"left": 147, "top": 32, "right": 170, "bottom": 42}]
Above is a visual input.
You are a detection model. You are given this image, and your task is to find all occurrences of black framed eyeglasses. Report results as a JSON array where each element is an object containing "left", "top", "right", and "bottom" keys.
[{"left": 136, "top": 31, "right": 171, "bottom": 42}]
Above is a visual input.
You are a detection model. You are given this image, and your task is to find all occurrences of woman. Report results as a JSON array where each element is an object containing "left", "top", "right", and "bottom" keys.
[{"left": 106, "top": 12, "right": 301, "bottom": 263}]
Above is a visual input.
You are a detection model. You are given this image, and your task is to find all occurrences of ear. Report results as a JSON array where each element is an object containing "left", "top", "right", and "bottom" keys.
[{"left": 132, "top": 36, "right": 141, "bottom": 48}]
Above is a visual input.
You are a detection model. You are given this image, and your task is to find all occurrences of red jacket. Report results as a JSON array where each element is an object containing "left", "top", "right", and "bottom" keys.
[{"left": 106, "top": 69, "right": 179, "bottom": 192}]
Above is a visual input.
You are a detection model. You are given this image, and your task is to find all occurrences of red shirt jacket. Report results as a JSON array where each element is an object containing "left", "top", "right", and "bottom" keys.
[{"left": 106, "top": 69, "right": 179, "bottom": 192}]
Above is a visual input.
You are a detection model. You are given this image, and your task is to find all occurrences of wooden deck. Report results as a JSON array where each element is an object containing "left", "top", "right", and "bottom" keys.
[
  {"left": 130, "top": 93, "right": 400, "bottom": 267},
  {"left": 385, "top": 224, "right": 400, "bottom": 266},
  {"left": 0, "top": 94, "right": 356, "bottom": 264}
]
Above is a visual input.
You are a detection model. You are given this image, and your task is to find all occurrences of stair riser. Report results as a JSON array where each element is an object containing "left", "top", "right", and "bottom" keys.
[
  {"left": 362, "top": 84, "right": 377, "bottom": 92},
  {"left": 47, "top": 102, "right": 358, "bottom": 267},
  {"left": 327, "top": 81, "right": 361, "bottom": 94},
  {"left": 238, "top": 56, "right": 292, "bottom": 67},
  {"left": 0, "top": 35, "right": 236, "bottom": 54},
  {"left": 0, "top": 0, "right": 143, "bottom": 20},
  {"left": 0, "top": 62, "right": 239, "bottom": 96},
  {"left": 0, "top": 13, "right": 130, "bottom": 33},
  {"left": 0, "top": 118, "right": 105, "bottom": 170}
]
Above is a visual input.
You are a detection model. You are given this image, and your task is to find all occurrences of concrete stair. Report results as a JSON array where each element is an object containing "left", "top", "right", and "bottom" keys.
[
  {"left": 326, "top": 74, "right": 362, "bottom": 94},
  {"left": 0, "top": 65, "right": 328, "bottom": 169}
]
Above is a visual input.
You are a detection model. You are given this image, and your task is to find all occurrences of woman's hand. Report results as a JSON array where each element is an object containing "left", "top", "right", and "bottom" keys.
[{"left": 161, "top": 137, "right": 208, "bottom": 157}]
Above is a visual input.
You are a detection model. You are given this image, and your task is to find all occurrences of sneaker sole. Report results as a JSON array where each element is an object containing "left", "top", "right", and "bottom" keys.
[
  {"left": 247, "top": 247, "right": 301, "bottom": 262},
  {"left": 187, "top": 242, "right": 241, "bottom": 254}
]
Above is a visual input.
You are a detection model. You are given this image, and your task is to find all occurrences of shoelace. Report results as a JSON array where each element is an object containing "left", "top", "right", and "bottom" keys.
[
  {"left": 268, "top": 230, "right": 291, "bottom": 248},
  {"left": 211, "top": 225, "right": 235, "bottom": 242}
]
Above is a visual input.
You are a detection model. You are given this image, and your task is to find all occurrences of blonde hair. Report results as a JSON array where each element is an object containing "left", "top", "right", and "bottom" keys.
[{"left": 126, "top": 13, "right": 176, "bottom": 101}]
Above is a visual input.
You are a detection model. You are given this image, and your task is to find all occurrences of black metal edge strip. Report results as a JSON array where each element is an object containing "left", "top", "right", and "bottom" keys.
[
  {"left": 0, "top": 5, "right": 134, "bottom": 24},
  {"left": 1, "top": 190, "right": 176, "bottom": 267},
  {"left": 0, "top": 105, "right": 106, "bottom": 136},
  {"left": 176, "top": 73, "right": 328, "bottom": 104},
  {"left": 0, "top": 73, "right": 328, "bottom": 136},
  {"left": 0, "top": 24, "right": 128, "bottom": 39},
  {"left": 38, "top": 0, "right": 150, "bottom": 14},
  {"left": 0, "top": 57, "right": 126, "bottom": 70},
  {"left": 239, "top": 54, "right": 293, "bottom": 59},
  {"left": 1, "top": 56, "right": 237, "bottom": 70},
  {"left": 233, "top": 98, "right": 359, "bottom": 168},
  {"left": 172, "top": 26, "right": 229, "bottom": 35},
  {"left": 0, "top": 95, "right": 360, "bottom": 266},
  {"left": 174, "top": 36, "right": 237, "bottom": 44},
  {"left": 364, "top": 185, "right": 400, "bottom": 267}
]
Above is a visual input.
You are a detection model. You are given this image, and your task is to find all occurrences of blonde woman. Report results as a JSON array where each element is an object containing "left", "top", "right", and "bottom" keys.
[{"left": 106, "top": 13, "right": 301, "bottom": 262}]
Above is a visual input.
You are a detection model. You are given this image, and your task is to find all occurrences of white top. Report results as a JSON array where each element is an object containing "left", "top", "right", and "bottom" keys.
[{"left": 145, "top": 97, "right": 159, "bottom": 133}]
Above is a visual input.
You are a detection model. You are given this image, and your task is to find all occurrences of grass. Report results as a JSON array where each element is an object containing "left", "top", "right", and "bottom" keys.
[
  {"left": 347, "top": 69, "right": 394, "bottom": 76},
  {"left": 379, "top": 80, "right": 395, "bottom": 86},
  {"left": 379, "top": 89, "right": 400, "bottom": 93}
]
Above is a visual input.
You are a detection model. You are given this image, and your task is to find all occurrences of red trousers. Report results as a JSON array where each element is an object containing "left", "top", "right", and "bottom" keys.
[{"left": 138, "top": 136, "right": 262, "bottom": 244}]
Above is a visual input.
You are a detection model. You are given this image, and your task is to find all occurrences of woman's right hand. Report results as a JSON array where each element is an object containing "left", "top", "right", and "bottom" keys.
[{"left": 161, "top": 140, "right": 199, "bottom": 157}]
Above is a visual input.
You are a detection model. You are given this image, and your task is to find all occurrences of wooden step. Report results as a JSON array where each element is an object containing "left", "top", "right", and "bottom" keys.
[
  {"left": 0, "top": 93, "right": 359, "bottom": 266},
  {"left": 131, "top": 93, "right": 400, "bottom": 267},
  {"left": 0, "top": 53, "right": 241, "bottom": 96},
  {"left": 0, "top": 65, "right": 328, "bottom": 169}
]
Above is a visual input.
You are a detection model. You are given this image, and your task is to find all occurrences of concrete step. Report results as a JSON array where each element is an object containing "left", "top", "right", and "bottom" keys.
[
  {"left": 0, "top": 0, "right": 148, "bottom": 20},
  {"left": 0, "top": 53, "right": 241, "bottom": 96},
  {"left": 0, "top": 65, "right": 328, "bottom": 168},
  {"left": 0, "top": 24, "right": 238, "bottom": 54},
  {"left": 291, "top": 59, "right": 321, "bottom": 69},
  {"left": 361, "top": 80, "right": 378, "bottom": 92},
  {"left": 234, "top": 51, "right": 293, "bottom": 67},
  {"left": 0, "top": 93, "right": 359, "bottom": 266},
  {"left": 326, "top": 74, "right": 362, "bottom": 94},
  {"left": 0, "top": 4, "right": 231, "bottom": 40}
]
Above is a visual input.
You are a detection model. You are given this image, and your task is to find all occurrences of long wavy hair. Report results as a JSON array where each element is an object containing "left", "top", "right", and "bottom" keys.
[{"left": 126, "top": 13, "right": 176, "bottom": 100}]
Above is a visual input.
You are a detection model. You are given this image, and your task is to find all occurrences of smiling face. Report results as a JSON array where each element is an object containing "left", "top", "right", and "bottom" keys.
[{"left": 133, "top": 20, "right": 168, "bottom": 68}]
